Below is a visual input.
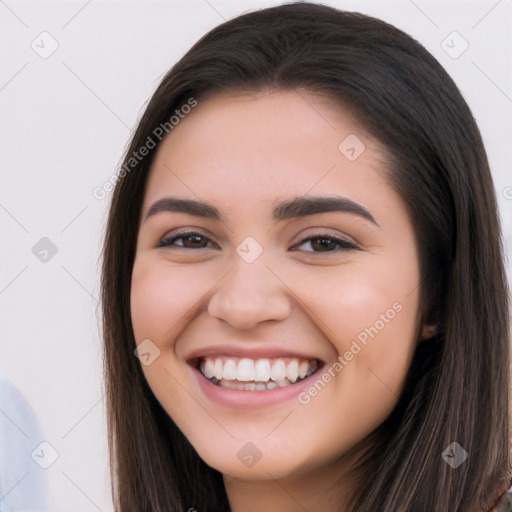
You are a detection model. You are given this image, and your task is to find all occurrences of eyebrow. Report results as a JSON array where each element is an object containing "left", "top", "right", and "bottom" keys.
[{"left": 144, "top": 195, "right": 378, "bottom": 226}]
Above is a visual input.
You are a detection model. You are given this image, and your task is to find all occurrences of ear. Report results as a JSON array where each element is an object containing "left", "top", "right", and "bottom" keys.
[{"left": 420, "top": 323, "right": 438, "bottom": 340}]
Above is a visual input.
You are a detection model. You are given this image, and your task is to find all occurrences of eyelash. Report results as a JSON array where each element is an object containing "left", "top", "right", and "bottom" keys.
[{"left": 155, "top": 229, "right": 359, "bottom": 253}]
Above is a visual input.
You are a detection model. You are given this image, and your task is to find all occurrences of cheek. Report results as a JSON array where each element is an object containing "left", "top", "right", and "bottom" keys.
[
  {"left": 291, "top": 261, "right": 418, "bottom": 344},
  {"left": 342, "top": 264, "right": 419, "bottom": 384},
  {"left": 291, "top": 274, "right": 419, "bottom": 458},
  {"left": 130, "top": 259, "right": 204, "bottom": 342},
  {"left": 292, "top": 260, "right": 419, "bottom": 396},
  {"left": 340, "top": 276, "right": 418, "bottom": 384}
]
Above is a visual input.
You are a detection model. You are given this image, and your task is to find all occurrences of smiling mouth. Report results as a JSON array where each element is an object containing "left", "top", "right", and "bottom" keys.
[{"left": 191, "top": 356, "right": 321, "bottom": 391}]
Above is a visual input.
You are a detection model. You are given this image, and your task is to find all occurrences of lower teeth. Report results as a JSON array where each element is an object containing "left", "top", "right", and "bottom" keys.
[{"left": 208, "top": 376, "right": 307, "bottom": 391}]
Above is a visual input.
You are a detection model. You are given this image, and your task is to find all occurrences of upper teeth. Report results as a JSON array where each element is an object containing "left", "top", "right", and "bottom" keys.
[{"left": 199, "top": 356, "right": 316, "bottom": 383}]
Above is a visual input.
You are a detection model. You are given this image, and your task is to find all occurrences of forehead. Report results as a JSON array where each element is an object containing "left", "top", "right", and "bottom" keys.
[
  {"left": 160, "top": 89, "right": 369, "bottom": 154},
  {"left": 142, "top": 89, "right": 392, "bottom": 215}
]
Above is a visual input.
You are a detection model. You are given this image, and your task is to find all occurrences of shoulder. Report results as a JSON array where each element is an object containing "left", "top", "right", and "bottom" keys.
[
  {"left": 0, "top": 374, "right": 38, "bottom": 430},
  {"left": 0, "top": 374, "right": 52, "bottom": 511},
  {"left": 491, "top": 487, "right": 512, "bottom": 512}
]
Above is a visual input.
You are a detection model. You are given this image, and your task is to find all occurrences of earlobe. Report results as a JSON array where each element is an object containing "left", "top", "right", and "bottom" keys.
[{"left": 420, "top": 323, "right": 438, "bottom": 340}]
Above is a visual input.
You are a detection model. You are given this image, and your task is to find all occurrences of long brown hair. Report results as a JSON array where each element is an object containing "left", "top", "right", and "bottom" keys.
[{"left": 100, "top": 3, "right": 511, "bottom": 510}]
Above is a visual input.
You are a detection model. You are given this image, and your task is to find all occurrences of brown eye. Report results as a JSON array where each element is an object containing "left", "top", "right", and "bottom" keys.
[
  {"left": 156, "top": 231, "right": 217, "bottom": 249},
  {"left": 292, "top": 235, "right": 359, "bottom": 253}
]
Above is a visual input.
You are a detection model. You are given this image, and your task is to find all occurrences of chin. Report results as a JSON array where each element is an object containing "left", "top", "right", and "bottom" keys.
[{"left": 188, "top": 433, "right": 321, "bottom": 482}]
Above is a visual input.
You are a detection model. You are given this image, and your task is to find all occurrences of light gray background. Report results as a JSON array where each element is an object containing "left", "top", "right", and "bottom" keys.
[{"left": 1, "top": 0, "right": 511, "bottom": 510}]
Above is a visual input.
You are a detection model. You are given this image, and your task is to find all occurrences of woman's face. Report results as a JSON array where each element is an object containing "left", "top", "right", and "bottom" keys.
[{"left": 130, "top": 90, "right": 425, "bottom": 482}]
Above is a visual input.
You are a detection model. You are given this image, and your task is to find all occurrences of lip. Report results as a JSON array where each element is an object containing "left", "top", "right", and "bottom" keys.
[
  {"left": 185, "top": 343, "right": 323, "bottom": 362},
  {"left": 188, "top": 360, "right": 324, "bottom": 408}
]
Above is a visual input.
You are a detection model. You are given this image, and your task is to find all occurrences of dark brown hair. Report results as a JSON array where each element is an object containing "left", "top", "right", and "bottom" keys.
[{"left": 100, "top": 3, "right": 511, "bottom": 511}]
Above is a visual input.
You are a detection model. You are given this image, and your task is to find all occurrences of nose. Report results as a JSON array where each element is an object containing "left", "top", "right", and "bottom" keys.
[{"left": 207, "top": 258, "right": 292, "bottom": 331}]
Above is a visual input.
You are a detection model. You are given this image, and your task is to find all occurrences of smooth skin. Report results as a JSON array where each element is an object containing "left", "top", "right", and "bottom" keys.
[{"left": 130, "top": 89, "right": 433, "bottom": 511}]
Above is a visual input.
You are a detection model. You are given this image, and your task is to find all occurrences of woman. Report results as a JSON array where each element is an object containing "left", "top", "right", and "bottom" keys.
[{"left": 100, "top": 3, "right": 511, "bottom": 511}]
